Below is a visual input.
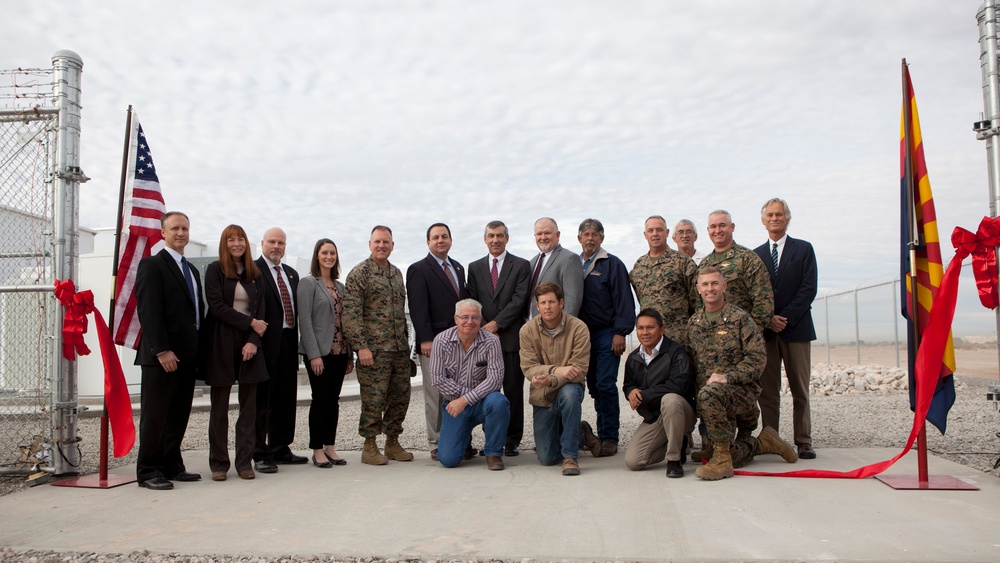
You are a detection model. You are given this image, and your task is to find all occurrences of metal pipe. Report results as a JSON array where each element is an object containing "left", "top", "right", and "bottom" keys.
[
  {"left": 892, "top": 278, "right": 900, "bottom": 368},
  {"left": 977, "top": 1, "right": 1000, "bottom": 381},
  {"left": 854, "top": 286, "right": 861, "bottom": 364},
  {"left": 824, "top": 293, "right": 830, "bottom": 364},
  {"left": 50, "top": 50, "right": 84, "bottom": 476},
  {"left": 0, "top": 285, "right": 55, "bottom": 293}
]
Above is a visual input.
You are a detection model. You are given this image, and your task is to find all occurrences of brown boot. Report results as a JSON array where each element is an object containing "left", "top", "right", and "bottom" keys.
[
  {"left": 384, "top": 435, "right": 414, "bottom": 462},
  {"left": 362, "top": 437, "right": 388, "bottom": 466},
  {"left": 695, "top": 441, "right": 733, "bottom": 480},
  {"left": 755, "top": 426, "right": 798, "bottom": 463},
  {"left": 690, "top": 434, "right": 713, "bottom": 463},
  {"left": 580, "top": 421, "right": 603, "bottom": 457}
]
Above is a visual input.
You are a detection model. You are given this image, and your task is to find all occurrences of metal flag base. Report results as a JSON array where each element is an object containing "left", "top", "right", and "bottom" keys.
[
  {"left": 51, "top": 473, "right": 135, "bottom": 489},
  {"left": 874, "top": 474, "right": 979, "bottom": 490}
]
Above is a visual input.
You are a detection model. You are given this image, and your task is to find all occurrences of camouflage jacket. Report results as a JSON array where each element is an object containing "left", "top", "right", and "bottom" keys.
[
  {"left": 687, "top": 302, "right": 765, "bottom": 392},
  {"left": 343, "top": 257, "right": 408, "bottom": 352},
  {"left": 698, "top": 242, "right": 773, "bottom": 332},
  {"left": 630, "top": 248, "right": 698, "bottom": 345}
]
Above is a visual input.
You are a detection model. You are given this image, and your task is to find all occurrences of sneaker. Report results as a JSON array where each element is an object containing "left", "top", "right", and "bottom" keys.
[{"left": 561, "top": 457, "right": 580, "bottom": 476}]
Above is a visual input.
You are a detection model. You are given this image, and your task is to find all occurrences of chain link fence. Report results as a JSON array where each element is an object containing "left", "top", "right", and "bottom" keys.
[{"left": 0, "top": 55, "right": 83, "bottom": 476}]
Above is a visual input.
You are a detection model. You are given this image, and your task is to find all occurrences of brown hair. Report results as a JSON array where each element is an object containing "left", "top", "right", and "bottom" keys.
[
  {"left": 309, "top": 238, "right": 340, "bottom": 279},
  {"left": 218, "top": 224, "right": 261, "bottom": 280},
  {"left": 534, "top": 281, "right": 563, "bottom": 301}
]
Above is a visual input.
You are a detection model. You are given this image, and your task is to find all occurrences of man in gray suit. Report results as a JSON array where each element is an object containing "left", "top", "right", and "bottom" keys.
[
  {"left": 527, "top": 217, "right": 583, "bottom": 318},
  {"left": 467, "top": 220, "right": 532, "bottom": 455}
]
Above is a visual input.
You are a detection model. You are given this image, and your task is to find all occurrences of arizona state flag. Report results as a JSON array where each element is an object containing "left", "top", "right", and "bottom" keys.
[{"left": 899, "top": 60, "right": 956, "bottom": 434}]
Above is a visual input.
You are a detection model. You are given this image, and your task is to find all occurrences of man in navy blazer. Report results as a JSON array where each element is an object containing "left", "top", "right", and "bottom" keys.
[
  {"left": 407, "top": 223, "right": 468, "bottom": 455},
  {"left": 254, "top": 226, "right": 304, "bottom": 472},
  {"left": 134, "top": 211, "right": 204, "bottom": 490},
  {"left": 527, "top": 218, "right": 583, "bottom": 317},
  {"left": 753, "top": 198, "right": 818, "bottom": 459},
  {"left": 467, "top": 220, "right": 532, "bottom": 455}
]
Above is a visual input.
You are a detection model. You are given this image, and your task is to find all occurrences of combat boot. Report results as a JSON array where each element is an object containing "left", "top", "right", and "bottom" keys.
[
  {"left": 690, "top": 433, "right": 713, "bottom": 463},
  {"left": 695, "top": 441, "right": 733, "bottom": 480},
  {"left": 362, "top": 437, "right": 388, "bottom": 465},
  {"left": 755, "top": 426, "right": 798, "bottom": 463},
  {"left": 384, "top": 435, "right": 414, "bottom": 461}
]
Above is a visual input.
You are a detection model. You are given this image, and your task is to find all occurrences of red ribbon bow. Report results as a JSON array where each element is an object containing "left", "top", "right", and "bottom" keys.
[
  {"left": 950, "top": 216, "right": 1000, "bottom": 310},
  {"left": 53, "top": 279, "right": 135, "bottom": 457}
]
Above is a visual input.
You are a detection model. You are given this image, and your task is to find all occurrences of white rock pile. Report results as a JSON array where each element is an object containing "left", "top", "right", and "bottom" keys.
[{"left": 788, "top": 363, "right": 966, "bottom": 396}]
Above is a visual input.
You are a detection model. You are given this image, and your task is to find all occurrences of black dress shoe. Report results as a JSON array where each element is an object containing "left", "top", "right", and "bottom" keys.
[
  {"left": 666, "top": 460, "right": 684, "bottom": 478},
  {"left": 798, "top": 446, "right": 817, "bottom": 459},
  {"left": 138, "top": 477, "right": 174, "bottom": 490},
  {"left": 165, "top": 471, "right": 201, "bottom": 482},
  {"left": 312, "top": 454, "right": 334, "bottom": 468},
  {"left": 274, "top": 453, "right": 308, "bottom": 465},
  {"left": 504, "top": 444, "right": 520, "bottom": 457},
  {"left": 330, "top": 458, "right": 347, "bottom": 466},
  {"left": 255, "top": 461, "right": 279, "bottom": 474}
]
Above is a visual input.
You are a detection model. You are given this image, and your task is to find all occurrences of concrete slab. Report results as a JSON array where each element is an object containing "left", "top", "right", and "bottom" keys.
[{"left": 0, "top": 448, "right": 996, "bottom": 561}]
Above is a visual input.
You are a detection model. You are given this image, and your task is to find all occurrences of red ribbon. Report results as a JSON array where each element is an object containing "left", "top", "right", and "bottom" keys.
[
  {"left": 950, "top": 216, "right": 1000, "bottom": 310},
  {"left": 54, "top": 280, "right": 135, "bottom": 458}
]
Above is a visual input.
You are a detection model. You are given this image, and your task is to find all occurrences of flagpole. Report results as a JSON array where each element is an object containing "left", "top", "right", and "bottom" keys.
[{"left": 900, "top": 59, "right": 931, "bottom": 484}]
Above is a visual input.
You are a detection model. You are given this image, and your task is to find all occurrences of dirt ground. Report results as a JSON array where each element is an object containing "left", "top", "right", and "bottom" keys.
[{"left": 814, "top": 343, "right": 1000, "bottom": 382}]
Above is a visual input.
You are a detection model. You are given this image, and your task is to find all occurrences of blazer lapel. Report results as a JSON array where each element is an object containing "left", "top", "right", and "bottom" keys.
[
  {"left": 161, "top": 250, "right": 195, "bottom": 305},
  {"left": 429, "top": 254, "right": 459, "bottom": 298},
  {"left": 493, "top": 258, "right": 513, "bottom": 297}
]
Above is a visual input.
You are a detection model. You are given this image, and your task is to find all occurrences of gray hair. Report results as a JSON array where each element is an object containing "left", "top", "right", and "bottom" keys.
[
  {"left": 760, "top": 198, "right": 791, "bottom": 221},
  {"left": 578, "top": 218, "right": 605, "bottom": 236},
  {"left": 534, "top": 217, "right": 559, "bottom": 231},
  {"left": 454, "top": 298, "right": 483, "bottom": 316},
  {"left": 674, "top": 218, "right": 695, "bottom": 230},
  {"left": 707, "top": 209, "right": 732, "bottom": 223},
  {"left": 484, "top": 220, "right": 508, "bottom": 237},
  {"left": 644, "top": 215, "right": 667, "bottom": 228}
]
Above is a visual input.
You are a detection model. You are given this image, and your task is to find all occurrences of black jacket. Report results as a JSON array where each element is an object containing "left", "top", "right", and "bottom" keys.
[{"left": 622, "top": 336, "right": 695, "bottom": 424}]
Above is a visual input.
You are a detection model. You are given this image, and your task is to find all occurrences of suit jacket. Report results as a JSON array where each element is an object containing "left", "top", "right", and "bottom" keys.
[
  {"left": 753, "top": 236, "right": 818, "bottom": 343},
  {"left": 297, "top": 275, "right": 349, "bottom": 360},
  {"left": 407, "top": 253, "right": 468, "bottom": 345},
  {"left": 134, "top": 248, "right": 204, "bottom": 367},
  {"left": 202, "top": 260, "right": 268, "bottom": 386},
  {"left": 467, "top": 252, "right": 531, "bottom": 351},
  {"left": 255, "top": 256, "right": 300, "bottom": 373},
  {"left": 528, "top": 244, "right": 583, "bottom": 317}
]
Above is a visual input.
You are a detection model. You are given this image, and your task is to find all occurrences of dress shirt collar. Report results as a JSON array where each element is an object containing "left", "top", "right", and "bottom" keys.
[{"left": 638, "top": 336, "right": 664, "bottom": 366}]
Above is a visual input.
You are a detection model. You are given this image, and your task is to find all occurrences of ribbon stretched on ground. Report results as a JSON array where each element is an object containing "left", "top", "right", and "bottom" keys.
[
  {"left": 734, "top": 218, "right": 991, "bottom": 479},
  {"left": 54, "top": 280, "right": 135, "bottom": 457}
]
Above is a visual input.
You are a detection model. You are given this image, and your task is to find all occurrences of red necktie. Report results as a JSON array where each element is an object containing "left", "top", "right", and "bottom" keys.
[
  {"left": 442, "top": 261, "right": 459, "bottom": 296},
  {"left": 490, "top": 257, "right": 499, "bottom": 291},
  {"left": 274, "top": 265, "right": 295, "bottom": 328}
]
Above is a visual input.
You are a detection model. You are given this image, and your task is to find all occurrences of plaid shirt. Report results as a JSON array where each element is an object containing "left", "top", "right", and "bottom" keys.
[{"left": 429, "top": 326, "right": 504, "bottom": 405}]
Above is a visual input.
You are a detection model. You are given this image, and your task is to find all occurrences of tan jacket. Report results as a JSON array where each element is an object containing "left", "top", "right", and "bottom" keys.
[{"left": 518, "top": 313, "right": 590, "bottom": 407}]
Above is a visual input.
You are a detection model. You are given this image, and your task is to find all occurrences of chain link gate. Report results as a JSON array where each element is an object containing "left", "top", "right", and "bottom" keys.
[{"left": 0, "top": 51, "right": 85, "bottom": 476}]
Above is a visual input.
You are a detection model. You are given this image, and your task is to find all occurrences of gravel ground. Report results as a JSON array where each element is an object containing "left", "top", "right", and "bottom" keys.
[{"left": 1, "top": 372, "right": 998, "bottom": 562}]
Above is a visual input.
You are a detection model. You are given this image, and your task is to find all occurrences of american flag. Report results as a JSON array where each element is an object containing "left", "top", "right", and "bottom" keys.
[{"left": 113, "top": 116, "right": 166, "bottom": 349}]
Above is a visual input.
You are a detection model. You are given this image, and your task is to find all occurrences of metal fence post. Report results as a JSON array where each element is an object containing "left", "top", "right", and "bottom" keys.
[
  {"left": 892, "top": 278, "right": 900, "bottom": 368},
  {"left": 854, "top": 285, "right": 861, "bottom": 364},
  {"left": 824, "top": 293, "right": 830, "bottom": 364},
  {"left": 51, "top": 50, "right": 85, "bottom": 476}
]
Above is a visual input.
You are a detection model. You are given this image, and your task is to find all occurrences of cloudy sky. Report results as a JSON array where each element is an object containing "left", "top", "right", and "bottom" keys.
[{"left": 3, "top": 1, "right": 990, "bottom": 294}]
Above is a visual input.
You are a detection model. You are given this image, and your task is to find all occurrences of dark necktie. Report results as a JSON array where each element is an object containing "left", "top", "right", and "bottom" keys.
[
  {"left": 771, "top": 242, "right": 779, "bottom": 274},
  {"left": 180, "top": 256, "right": 196, "bottom": 303},
  {"left": 274, "top": 265, "right": 295, "bottom": 328},
  {"left": 490, "top": 257, "right": 499, "bottom": 291},
  {"left": 529, "top": 253, "right": 545, "bottom": 293},
  {"left": 442, "top": 261, "right": 459, "bottom": 296}
]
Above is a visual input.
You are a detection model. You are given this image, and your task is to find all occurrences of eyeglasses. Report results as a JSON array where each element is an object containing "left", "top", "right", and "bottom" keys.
[
  {"left": 456, "top": 315, "right": 482, "bottom": 323},
  {"left": 674, "top": 229, "right": 695, "bottom": 235}
]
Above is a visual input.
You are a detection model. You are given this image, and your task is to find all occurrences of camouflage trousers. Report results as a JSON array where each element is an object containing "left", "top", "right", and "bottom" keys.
[
  {"left": 356, "top": 350, "right": 412, "bottom": 438},
  {"left": 697, "top": 382, "right": 760, "bottom": 469}
]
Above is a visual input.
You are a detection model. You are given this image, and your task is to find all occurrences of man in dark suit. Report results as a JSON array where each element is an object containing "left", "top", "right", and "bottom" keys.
[
  {"left": 467, "top": 220, "right": 531, "bottom": 455},
  {"left": 754, "top": 198, "right": 818, "bottom": 459},
  {"left": 254, "top": 226, "right": 305, "bottom": 472},
  {"left": 407, "top": 223, "right": 468, "bottom": 456},
  {"left": 134, "top": 211, "right": 203, "bottom": 490},
  {"left": 527, "top": 218, "right": 583, "bottom": 317}
]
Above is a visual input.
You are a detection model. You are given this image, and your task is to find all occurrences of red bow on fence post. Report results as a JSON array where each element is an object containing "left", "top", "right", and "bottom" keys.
[
  {"left": 950, "top": 216, "right": 1000, "bottom": 310},
  {"left": 53, "top": 280, "right": 135, "bottom": 457}
]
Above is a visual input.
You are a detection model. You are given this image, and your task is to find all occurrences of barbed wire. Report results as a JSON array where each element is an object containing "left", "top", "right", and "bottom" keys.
[{"left": 0, "top": 68, "right": 56, "bottom": 109}]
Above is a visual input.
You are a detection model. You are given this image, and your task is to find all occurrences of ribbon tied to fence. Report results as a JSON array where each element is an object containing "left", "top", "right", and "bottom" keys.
[
  {"left": 950, "top": 216, "right": 1000, "bottom": 310},
  {"left": 53, "top": 279, "right": 135, "bottom": 457}
]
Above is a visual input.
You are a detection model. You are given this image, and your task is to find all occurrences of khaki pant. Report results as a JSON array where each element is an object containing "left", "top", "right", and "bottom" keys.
[{"left": 624, "top": 394, "right": 695, "bottom": 470}]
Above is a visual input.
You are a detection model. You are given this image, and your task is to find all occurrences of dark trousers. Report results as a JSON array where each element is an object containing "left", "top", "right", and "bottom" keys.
[
  {"left": 585, "top": 326, "right": 622, "bottom": 444},
  {"left": 137, "top": 363, "right": 196, "bottom": 482},
  {"left": 209, "top": 382, "right": 257, "bottom": 473},
  {"left": 305, "top": 353, "right": 348, "bottom": 449},
  {"left": 501, "top": 350, "right": 525, "bottom": 447},
  {"left": 760, "top": 336, "right": 812, "bottom": 447},
  {"left": 255, "top": 327, "right": 299, "bottom": 461}
]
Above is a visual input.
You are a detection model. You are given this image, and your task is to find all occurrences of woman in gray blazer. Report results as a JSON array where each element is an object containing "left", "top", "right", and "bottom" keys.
[{"left": 298, "top": 238, "right": 353, "bottom": 467}]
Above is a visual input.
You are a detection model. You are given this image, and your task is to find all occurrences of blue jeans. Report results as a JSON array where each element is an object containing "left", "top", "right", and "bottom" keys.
[
  {"left": 437, "top": 391, "right": 510, "bottom": 468},
  {"left": 585, "top": 326, "right": 621, "bottom": 444},
  {"left": 532, "top": 383, "right": 584, "bottom": 465}
]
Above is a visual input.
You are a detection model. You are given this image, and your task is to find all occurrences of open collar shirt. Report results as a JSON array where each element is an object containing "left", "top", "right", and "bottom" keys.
[{"left": 429, "top": 326, "right": 504, "bottom": 405}]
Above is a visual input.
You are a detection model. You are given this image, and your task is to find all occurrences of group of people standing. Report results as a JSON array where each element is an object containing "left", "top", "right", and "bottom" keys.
[{"left": 131, "top": 196, "right": 818, "bottom": 490}]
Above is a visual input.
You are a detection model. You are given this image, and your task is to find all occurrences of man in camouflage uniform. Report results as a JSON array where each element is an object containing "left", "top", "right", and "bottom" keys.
[
  {"left": 687, "top": 267, "right": 797, "bottom": 480},
  {"left": 629, "top": 215, "right": 698, "bottom": 346},
  {"left": 698, "top": 209, "right": 773, "bottom": 333},
  {"left": 343, "top": 225, "right": 415, "bottom": 465}
]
